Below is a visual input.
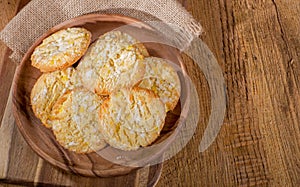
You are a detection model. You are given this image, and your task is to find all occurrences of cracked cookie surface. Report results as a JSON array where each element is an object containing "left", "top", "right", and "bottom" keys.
[
  {"left": 99, "top": 87, "right": 166, "bottom": 151},
  {"left": 50, "top": 88, "right": 106, "bottom": 153},
  {"left": 139, "top": 57, "right": 181, "bottom": 111},
  {"left": 76, "top": 31, "right": 148, "bottom": 95},
  {"left": 31, "top": 27, "right": 91, "bottom": 72},
  {"left": 30, "top": 67, "right": 76, "bottom": 128}
]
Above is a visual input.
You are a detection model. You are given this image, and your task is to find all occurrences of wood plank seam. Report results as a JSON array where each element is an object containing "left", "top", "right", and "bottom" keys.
[{"left": 0, "top": 89, "right": 15, "bottom": 179}]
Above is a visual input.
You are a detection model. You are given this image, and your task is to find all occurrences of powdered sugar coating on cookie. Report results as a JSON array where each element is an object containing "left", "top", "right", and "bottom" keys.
[
  {"left": 139, "top": 57, "right": 181, "bottom": 111},
  {"left": 31, "top": 27, "right": 91, "bottom": 72},
  {"left": 76, "top": 31, "right": 147, "bottom": 95},
  {"left": 30, "top": 67, "right": 76, "bottom": 128},
  {"left": 99, "top": 87, "right": 166, "bottom": 151},
  {"left": 50, "top": 88, "right": 106, "bottom": 153}
]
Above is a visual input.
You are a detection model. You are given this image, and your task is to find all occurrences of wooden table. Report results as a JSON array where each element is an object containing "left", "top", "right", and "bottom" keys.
[{"left": 1, "top": 0, "right": 299, "bottom": 186}]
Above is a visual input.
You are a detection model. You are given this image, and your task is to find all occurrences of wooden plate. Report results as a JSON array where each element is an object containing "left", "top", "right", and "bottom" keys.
[{"left": 12, "top": 14, "right": 189, "bottom": 177}]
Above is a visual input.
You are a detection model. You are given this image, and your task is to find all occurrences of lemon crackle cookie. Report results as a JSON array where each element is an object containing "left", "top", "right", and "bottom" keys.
[
  {"left": 76, "top": 31, "right": 148, "bottom": 95},
  {"left": 31, "top": 27, "right": 91, "bottom": 72},
  {"left": 99, "top": 87, "right": 166, "bottom": 151},
  {"left": 50, "top": 88, "right": 106, "bottom": 153},
  {"left": 30, "top": 67, "right": 76, "bottom": 128},
  {"left": 139, "top": 57, "right": 181, "bottom": 111}
]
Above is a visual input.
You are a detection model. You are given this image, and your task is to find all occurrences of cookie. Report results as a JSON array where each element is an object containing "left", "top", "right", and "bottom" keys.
[
  {"left": 50, "top": 88, "right": 106, "bottom": 153},
  {"left": 99, "top": 87, "right": 166, "bottom": 151},
  {"left": 31, "top": 27, "right": 91, "bottom": 72},
  {"left": 76, "top": 31, "right": 148, "bottom": 95},
  {"left": 138, "top": 57, "right": 181, "bottom": 111},
  {"left": 30, "top": 67, "right": 76, "bottom": 128}
]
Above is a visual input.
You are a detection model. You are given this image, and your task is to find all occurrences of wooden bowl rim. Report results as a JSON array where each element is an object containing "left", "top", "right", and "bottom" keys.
[{"left": 12, "top": 13, "right": 190, "bottom": 176}]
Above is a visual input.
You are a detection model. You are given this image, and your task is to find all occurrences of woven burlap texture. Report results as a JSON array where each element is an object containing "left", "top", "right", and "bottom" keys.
[{"left": 0, "top": 0, "right": 202, "bottom": 62}]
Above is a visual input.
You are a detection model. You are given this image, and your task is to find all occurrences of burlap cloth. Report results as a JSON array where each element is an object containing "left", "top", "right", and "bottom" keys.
[
  {"left": 0, "top": 0, "right": 202, "bottom": 62},
  {"left": 0, "top": 0, "right": 226, "bottom": 159}
]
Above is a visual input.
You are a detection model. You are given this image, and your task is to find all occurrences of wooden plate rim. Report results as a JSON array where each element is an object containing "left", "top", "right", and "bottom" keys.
[{"left": 12, "top": 13, "right": 189, "bottom": 177}]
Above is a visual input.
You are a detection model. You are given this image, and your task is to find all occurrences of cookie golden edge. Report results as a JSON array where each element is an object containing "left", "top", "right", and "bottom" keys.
[
  {"left": 94, "top": 43, "right": 149, "bottom": 95},
  {"left": 138, "top": 57, "right": 181, "bottom": 111},
  {"left": 30, "top": 73, "right": 52, "bottom": 128},
  {"left": 98, "top": 87, "right": 166, "bottom": 151},
  {"left": 30, "top": 67, "right": 76, "bottom": 128},
  {"left": 50, "top": 88, "right": 107, "bottom": 153},
  {"left": 94, "top": 34, "right": 148, "bottom": 95},
  {"left": 75, "top": 30, "right": 148, "bottom": 95},
  {"left": 31, "top": 27, "right": 92, "bottom": 72}
]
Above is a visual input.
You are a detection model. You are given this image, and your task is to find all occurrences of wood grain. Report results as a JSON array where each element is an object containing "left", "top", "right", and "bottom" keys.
[
  {"left": 157, "top": 0, "right": 300, "bottom": 186},
  {"left": 13, "top": 13, "right": 185, "bottom": 177},
  {"left": 0, "top": 0, "right": 163, "bottom": 186},
  {"left": 0, "top": 0, "right": 299, "bottom": 186}
]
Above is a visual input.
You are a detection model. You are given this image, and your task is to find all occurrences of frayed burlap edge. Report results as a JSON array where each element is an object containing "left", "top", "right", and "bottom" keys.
[{"left": 0, "top": 0, "right": 202, "bottom": 63}]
